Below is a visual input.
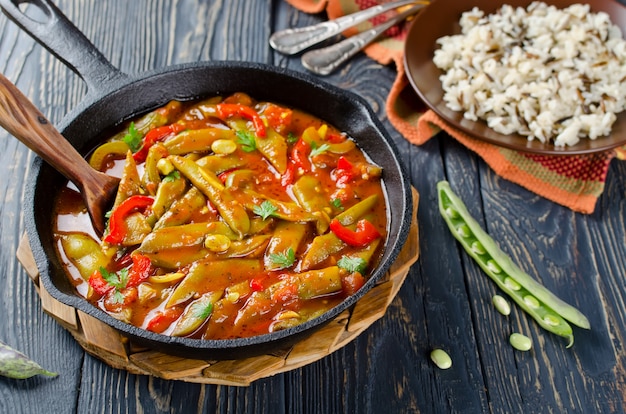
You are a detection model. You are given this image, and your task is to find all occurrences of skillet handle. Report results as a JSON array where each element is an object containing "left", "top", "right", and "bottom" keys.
[{"left": 0, "top": 0, "right": 128, "bottom": 94}]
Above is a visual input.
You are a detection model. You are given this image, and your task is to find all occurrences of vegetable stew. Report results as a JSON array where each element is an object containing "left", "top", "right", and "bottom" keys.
[{"left": 53, "top": 92, "right": 388, "bottom": 340}]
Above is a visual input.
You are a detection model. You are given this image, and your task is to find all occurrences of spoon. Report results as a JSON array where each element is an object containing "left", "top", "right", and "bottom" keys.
[
  {"left": 0, "top": 73, "right": 118, "bottom": 235},
  {"left": 269, "top": 0, "right": 418, "bottom": 55},
  {"left": 301, "top": 2, "right": 427, "bottom": 75}
]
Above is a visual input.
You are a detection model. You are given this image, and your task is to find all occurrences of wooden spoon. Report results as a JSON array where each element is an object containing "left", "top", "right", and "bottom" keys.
[{"left": 0, "top": 73, "right": 119, "bottom": 235}]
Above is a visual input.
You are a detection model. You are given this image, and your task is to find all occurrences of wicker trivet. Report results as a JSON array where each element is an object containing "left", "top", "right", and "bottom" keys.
[{"left": 16, "top": 188, "right": 419, "bottom": 386}]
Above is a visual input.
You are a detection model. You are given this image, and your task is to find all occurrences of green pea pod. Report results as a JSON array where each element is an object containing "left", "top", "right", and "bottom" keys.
[
  {"left": 169, "top": 155, "right": 250, "bottom": 238},
  {"left": 437, "top": 181, "right": 590, "bottom": 347},
  {"left": 167, "top": 259, "right": 261, "bottom": 307},
  {"left": 171, "top": 291, "right": 223, "bottom": 337},
  {"left": 195, "top": 154, "right": 246, "bottom": 174},
  {"left": 142, "top": 142, "right": 169, "bottom": 194},
  {"left": 334, "top": 194, "right": 379, "bottom": 226},
  {"left": 300, "top": 232, "right": 344, "bottom": 271},
  {"left": 58, "top": 232, "right": 111, "bottom": 281},
  {"left": 292, "top": 176, "right": 331, "bottom": 214},
  {"left": 0, "top": 341, "right": 57, "bottom": 379},
  {"left": 164, "top": 128, "right": 236, "bottom": 155},
  {"left": 264, "top": 221, "right": 307, "bottom": 270},
  {"left": 153, "top": 187, "right": 207, "bottom": 230},
  {"left": 149, "top": 175, "right": 188, "bottom": 223}
]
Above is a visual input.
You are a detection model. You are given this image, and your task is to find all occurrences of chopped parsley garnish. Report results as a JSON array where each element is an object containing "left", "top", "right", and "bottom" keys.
[
  {"left": 270, "top": 248, "right": 296, "bottom": 269},
  {"left": 192, "top": 301, "right": 213, "bottom": 320},
  {"left": 331, "top": 198, "right": 344, "bottom": 210},
  {"left": 253, "top": 200, "right": 278, "bottom": 220},
  {"left": 236, "top": 130, "right": 257, "bottom": 152},
  {"left": 286, "top": 132, "right": 298, "bottom": 145},
  {"left": 99, "top": 267, "right": 129, "bottom": 304},
  {"left": 122, "top": 122, "right": 142, "bottom": 152},
  {"left": 309, "top": 142, "right": 331, "bottom": 158},
  {"left": 337, "top": 256, "right": 367, "bottom": 274},
  {"left": 162, "top": 171, "right": 180, "bottom": 182}
]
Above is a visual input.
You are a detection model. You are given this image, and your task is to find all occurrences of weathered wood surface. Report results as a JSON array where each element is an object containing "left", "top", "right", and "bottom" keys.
[{"left": 0, "top": 1, "right": 624, "bottom": 413}]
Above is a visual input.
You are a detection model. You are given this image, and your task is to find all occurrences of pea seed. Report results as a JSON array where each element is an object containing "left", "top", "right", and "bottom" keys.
[
  {"left": 492, "top": 294, "right": 511, "bottom": 316},
  {"left": 471, "top": 240, "right": 486, "bottom": 255},
  {"left": 211, "top": 139, "right": 237, "bottom": 155},
  {"left": 456, "top": 224, "right": 471, "bottom": 238},
  {"left": 523, "top": 295, "right": 540, "bottom": 309},
  {"left": 445, "top": 206, "right": 459, "bottom": 219},
  {"left": 486, "top": 259, "right": 502, "bottom": 274},
  {"left": 430, "top": 349, "right": 452, "bottom": 370},
  {"left": 543, "top": 314, "right": 561, "bottom": 326},
  {"left": 509, "top": 333, "right": 532, "bottom": 351},
  {"left": 503, "top": 277, "right": 521, "bottom": 291},
  {"left": 204, "top": 234, "right": 232, "bottom": 252}
]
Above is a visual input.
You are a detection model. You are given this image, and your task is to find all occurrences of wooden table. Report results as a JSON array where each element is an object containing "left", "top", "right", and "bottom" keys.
[{"left": 1, "top": 1, "right": 624, "bottom": 413}]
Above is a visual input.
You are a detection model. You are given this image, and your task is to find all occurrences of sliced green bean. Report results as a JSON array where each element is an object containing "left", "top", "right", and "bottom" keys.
[
  {"left": 437, "top": 181, "right": 590, "bottom": 347},
  {"left": 113, "top": 151, "right": 142, "bottom": 208},
  {"left": 195, "top": 154, "right": 246, "bottom": 174},
  {"left": 142, "top": 143, "right": 169, "bottom": 194},
  {"left": 334, "top": 194, "right": 379, "bottom": 226},
  {"left": 171, "top": 291, "right": 223, "bottom": 337},
  {"left": 148, "top": 174, "right": 187, "bottom": 223},
  {"left": 153, "top": 187, "right": 207, "bottom": 229},
  {"left": 264, "top": 221, "right": 307, "bottom": 270},
  {"left": 292, "top": 176, "right": 332, "bottom": 216},
  {"left": 169, "top": 155, "right": 250, "bottom": 238}
]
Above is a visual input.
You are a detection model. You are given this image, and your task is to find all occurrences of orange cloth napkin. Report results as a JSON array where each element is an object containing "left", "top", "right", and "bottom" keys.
[{"left": 284, "top": 0, "right": 626, "bottom": 214}]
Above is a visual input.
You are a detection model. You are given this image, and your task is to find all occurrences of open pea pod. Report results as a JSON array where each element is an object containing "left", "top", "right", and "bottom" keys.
[
  {"left": 164, "top": 128, "right": 236, "bottom": 155},
  {"left": 171, "top": 290, "right": 223, "bottom": 337},
  {"left": 169, "top": 155, "right": 250, "bottom": 238},
  {"left": 166, "top": 259, "right": 262, "bottom": 307}
]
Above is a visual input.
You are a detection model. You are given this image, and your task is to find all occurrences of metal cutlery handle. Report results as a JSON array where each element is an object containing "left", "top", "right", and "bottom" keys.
[
  {"left": 301, "top": 3, "right": 426, "bottom": 76},
  {"left": 269, "top": 0, "right": 417, "bottom": 55}
]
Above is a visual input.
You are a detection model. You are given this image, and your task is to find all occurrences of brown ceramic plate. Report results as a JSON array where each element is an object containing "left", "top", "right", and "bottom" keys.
[{"left": 404, "top": 0, "right": 626, "bottom": 155}]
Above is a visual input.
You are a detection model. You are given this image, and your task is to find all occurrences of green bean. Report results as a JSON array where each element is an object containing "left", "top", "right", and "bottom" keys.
[
  {"left": 238, "top": 189, "right": 319, "bottom": 225},
  {"left": 195, "top": 154, "right": 246, "bottom": 174},
  {"left": 437, "top": 181, "right": 590, "bottom": 347},
  {"left": 167, "top": 259, "right": 261, "bottom": 307},
  {"left": 169, "top": 155, "right": 250, "bottom": 238},
  {"left": 58, "top": 233, "right": 111, "bottom": 281},
  {"left": 171, "top": 291, "right": 223, "bottom": 337},
  {"left": 264, "top": 221, "right": 307, "bottom": 270},
  {"left": 334, "top": 194, "right": 379, "bottom": 226},
  {"left": 148, "top": 174, "right": 187, "bottom": 223},
  {"left": 142, "top": 143, "right": 169, "bottom": 194},
  {"left": 300, "top": 232, "right": 344, "bottom": 271},
  {"left": 163, "top": 128, "right": 236, "bottom": 154},
  {"left": 292, "top": 176, "right": 332, "bottom": 216},
  {"left": 228, "top": 119, "right": 288, "bottom": 173},
  {"left": 153, "top": 187, "right": 207, "bottom": 229}
]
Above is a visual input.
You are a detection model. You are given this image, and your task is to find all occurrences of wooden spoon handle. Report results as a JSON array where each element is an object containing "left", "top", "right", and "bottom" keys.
[{"left": 0, "top": 73, "right": 94, "bottom": 186}]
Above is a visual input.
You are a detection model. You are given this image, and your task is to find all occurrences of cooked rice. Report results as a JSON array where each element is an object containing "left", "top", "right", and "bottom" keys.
[{"left": 433, "top": 2, "right": 626, "bottom": 146}]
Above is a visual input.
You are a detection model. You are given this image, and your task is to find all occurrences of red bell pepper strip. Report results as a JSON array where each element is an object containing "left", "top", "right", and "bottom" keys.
[
  {"left": 281, "top": 138, "right": 311, "bottom": 186},
  {"left": 216, "top": 103, "right": 266, "bottom": 138},
  {"left": 133, "top": 124, "right": 185, "bottom": 163},
  {"left": 104, "top": 195, "right": 154, "bottom": 245},
  {"left": 88, "top": 269, "right": 114, "bottom": 296},
  {"left": 334, "top": 156, "right": 355, "bottom": 186},
  {"left": 329, "top": 218, "right": 381, "bottom": 247},
  {"left": 127, "top": 254, "right": 153, "bottom": 288}
]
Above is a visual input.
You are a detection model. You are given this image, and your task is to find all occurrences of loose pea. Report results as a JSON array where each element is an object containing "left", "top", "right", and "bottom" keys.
[
  {"left": 211, "top": 139, "right": 237, "bottom": 155},
  {"left": 430, "top": 349, "right": 452, "bottom": 370},
  {"left": 492, "top": 294, "right": 511, "bottom": 316},
  {"left": 523, "top": 295, "right": 540, "bottom": 309},
  {"left": 204, "top": 234, "right": 232, "bottom": 252},
  {"left": 509, "top": 333, "right": 532, "bottom": 351}
]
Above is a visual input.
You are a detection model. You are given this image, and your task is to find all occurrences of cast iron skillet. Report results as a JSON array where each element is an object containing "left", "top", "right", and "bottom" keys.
[{"left": 1, "top": 0, "right": 412, "bottom": 359}]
